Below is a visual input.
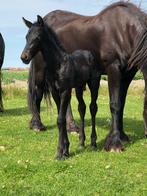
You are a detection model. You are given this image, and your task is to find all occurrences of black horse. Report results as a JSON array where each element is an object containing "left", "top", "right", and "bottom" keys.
[
  {"left": 27, "top": 11, "right": 83, "bottom": 132},
  {"left": 21, "top": 15, "right": 100, "bottom": 158},
  {"left": 23, "top": 2, "right": 147, "bottom": 153},
  {"left": 0, "top": 33, "right": 5, "bottom": 112}
]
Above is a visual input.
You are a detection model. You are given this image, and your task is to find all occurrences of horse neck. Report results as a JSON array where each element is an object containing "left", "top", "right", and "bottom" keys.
[{"left": 41, "top": 27, "right": 66, "bottom": 73}]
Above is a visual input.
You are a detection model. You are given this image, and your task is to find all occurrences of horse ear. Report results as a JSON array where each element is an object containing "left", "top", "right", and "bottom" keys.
[
  {"left": 37, "top": 15, "right": 44, "bottom": 26},
  {"left": 22, "top": 17, "right": 32, "bottom": 28}
]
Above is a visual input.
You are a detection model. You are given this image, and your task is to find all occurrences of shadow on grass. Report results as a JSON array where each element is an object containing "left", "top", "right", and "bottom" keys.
[
  {"left": 75, "top": 116, "right": 145, "bottom": 152},
  {"left": 0, "top": 106, "right": 47, "bottom": 117}
]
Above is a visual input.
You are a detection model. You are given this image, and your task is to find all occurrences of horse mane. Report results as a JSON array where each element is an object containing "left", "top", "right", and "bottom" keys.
[
  {"left": 43, "top": 23, "right": 66, "bottom": 53},
  {"left": 128, "top": 29, "right": 147, "bottom": 70},
  {"left": 99, "top": 1, "right": 144, "bottom": 16}
]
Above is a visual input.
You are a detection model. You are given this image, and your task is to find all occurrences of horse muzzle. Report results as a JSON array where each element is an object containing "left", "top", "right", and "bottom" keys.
[{"left": 21, "top": 52, "right": 31, "bottom": 64}]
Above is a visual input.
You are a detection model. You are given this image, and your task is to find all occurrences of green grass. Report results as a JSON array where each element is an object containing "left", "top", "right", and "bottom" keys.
[
  {"left": 0, "top": 85, "right": 147, "bottom": 195},
  {"left": 1, "top": 70, "right": 144, "bottom": 85},
  {"left": 2, "top": 70, "right": 28, "bottom": 84}
]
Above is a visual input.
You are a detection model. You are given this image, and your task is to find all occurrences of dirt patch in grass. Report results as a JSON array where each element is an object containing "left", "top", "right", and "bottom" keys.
[
  {"left": 2, "top": 79, "right": 28, "bottom": 89},
  {"left": 2, "top": 79, "right": 145, "bottom": 90}
]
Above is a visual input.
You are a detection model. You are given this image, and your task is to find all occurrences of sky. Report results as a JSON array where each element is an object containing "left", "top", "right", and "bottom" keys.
[{"left": 0, "top": 0, "right": 147, "bottom": 68}]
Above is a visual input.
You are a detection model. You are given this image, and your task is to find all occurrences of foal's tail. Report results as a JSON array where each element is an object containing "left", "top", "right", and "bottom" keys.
[{"left": 128, "top": 29, "right": 147, "bottom": 70}]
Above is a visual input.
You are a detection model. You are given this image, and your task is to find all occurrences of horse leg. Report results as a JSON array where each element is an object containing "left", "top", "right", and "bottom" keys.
[
  {"left": 75, "top": 87, "right": 86, "bottom": 147},
  {"left": 104, "top": 62, "right": 123, "bottom": 152},
  {"left": 56, "top": 90, "right": 71, "bottom": 159},
  {"left": 29, "top": 82, "right": 45, "bottom": 131},
  {"left": 87, "top": 76, "right": 100, "bottom": 148},
  {"left": 28, "top": 57, "right": 46, "bottom": 131},
  {"left": 143, "top": 70, "right": 147, "bottom": 137},
  {"left": 66, "top": 103, "right": 80, "bottom": 133},
  {"left": 119, "top": 69, "right": 137, "bottom": 142},
  {"left": 0, "top": 69, "right": 4, "bottom": 112}
]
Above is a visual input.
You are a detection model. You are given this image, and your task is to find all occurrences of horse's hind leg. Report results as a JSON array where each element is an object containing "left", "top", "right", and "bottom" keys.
[
  {"left": 66, "top": 103, "right": 80, "bottom": 133},
  {"left": 105, "top": 63, "right": 136, "bottom": 151},
  {"left": 87, "top": 76, "right": 100, "bottom": 148},
  {"left": 75, "top": 87, "right": 86, "bottom": 147},
  {"left": 118, "top": 69, "right": 137, "bottom": 142},
  {"left": 0, "top": 69, "right": 4, "bottom": 112}
]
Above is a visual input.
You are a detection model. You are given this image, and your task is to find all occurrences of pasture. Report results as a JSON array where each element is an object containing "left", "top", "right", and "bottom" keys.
[{"left": 0, "top": 70, "right": 147, "bottom": 195}]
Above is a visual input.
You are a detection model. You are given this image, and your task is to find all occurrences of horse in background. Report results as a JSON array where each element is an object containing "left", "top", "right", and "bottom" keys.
[
  {"left": 23, "top": 2, "right": 147, "bottom": 153},
  {"left": 21, "top": 15, "right": 100, "bottom": 159},
  {"left": 0, "top": 33, "right": 5, "bottom": 112}
]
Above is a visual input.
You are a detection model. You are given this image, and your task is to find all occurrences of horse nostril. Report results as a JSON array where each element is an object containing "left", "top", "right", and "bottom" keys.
[{"left": 21, "top": 53, "right": 28, "bottom": 61}]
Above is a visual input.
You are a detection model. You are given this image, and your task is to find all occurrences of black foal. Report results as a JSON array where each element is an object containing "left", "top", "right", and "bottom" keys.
[{"left": 21, "top": 15, "right": 99, "bottom": 159}]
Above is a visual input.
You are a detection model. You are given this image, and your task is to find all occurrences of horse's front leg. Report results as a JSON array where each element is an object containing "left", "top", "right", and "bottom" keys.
[
  {"left": 104, "top": 62, "right": 123, "bottom": 152},
  {"left": 28, "top": 58, "right": 46, "bottom": 131},
  {"left": 56, "top": 89, "right": 71, "bottom": 159},
  {"left": 0, "top": 69, "right": 4, "bottom": 112},
  {"left": 51, "top": 83, "right": 79, "bottom": 133}
]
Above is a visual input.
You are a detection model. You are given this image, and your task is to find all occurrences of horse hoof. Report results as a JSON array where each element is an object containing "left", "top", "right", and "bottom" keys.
[
  {"left": 104, "top": 133, "right": 124, "bottom": 152},
  {"left": 67, "top": 121, "right": 80, "bottom": 133},
  {"left": 90, "top": 143, "right": 97, "bottom": 150},
  {"left": 120, "top": 132, "right": 129, "bottom": 143},
  {"left": 0, "top": 108, "right": 4, "bottom": 112},
  {"left": 55, "top": 153, "right": 69, "bottom": 160},
  {"left": 110, "top": 146, "right": 124, "bottom": 153},
  {"left": 29, "top": 121, "right": 46, "bottom": 131}
]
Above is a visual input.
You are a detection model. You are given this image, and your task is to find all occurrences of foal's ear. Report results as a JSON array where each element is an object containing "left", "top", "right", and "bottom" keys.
[
  {"left": 22, "top": 17, "right": 32, "bottom": 28},
  {"left": 37, "top": 15, "right": 44, "bottom": 26}
]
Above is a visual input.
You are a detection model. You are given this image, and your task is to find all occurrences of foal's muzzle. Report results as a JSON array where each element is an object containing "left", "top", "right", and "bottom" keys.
[{"left": 21, "top": 52, "right": 31, "bottom": 64}]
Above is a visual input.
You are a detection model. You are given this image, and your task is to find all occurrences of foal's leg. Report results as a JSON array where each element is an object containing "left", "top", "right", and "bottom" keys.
[
  {"left": 57, "top": 90, "right": 71, "bottom": 159},
  {"left": 75, "top": 87, "right": 86, "bottom": 147},
  {"left": 87, "top": 76, "right": 100, "bottom": 148},
  {"left": 0, "top": 69, "right": 3, "bottom": 112},
  {"left": 66, "top": 104, "right": 80, "bottom": 133}
]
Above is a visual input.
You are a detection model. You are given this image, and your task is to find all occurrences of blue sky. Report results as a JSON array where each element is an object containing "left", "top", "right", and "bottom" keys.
[{"left": 0, "top": 0, "right": 147, "bottom": 68}]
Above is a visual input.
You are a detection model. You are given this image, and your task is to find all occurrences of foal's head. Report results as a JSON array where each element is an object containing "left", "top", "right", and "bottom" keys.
[{"left": 21, "top": 15, "right": 45, "bottom": 64}]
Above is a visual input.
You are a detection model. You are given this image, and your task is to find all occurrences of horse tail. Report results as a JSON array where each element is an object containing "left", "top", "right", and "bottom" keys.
[{"left": 128, "top": 29, "right": 147, "bottom": 70}]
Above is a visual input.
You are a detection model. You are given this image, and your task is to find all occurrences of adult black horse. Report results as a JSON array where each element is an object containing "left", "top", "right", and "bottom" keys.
[
  {"left": 23, "top": 2, "right": 147, "bottom": 152},
  {"left": 0, "top": 33, "right": 5, "bottom": 112}
]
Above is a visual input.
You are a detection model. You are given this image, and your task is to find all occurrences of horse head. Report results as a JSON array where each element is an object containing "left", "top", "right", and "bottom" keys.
[{"left": 21, "top": 15, "right": 44, "bottom": 64}]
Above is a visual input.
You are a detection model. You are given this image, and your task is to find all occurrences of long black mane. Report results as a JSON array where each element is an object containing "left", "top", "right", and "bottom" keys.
[{"left": 28, "top": 21, "right": 67, "bottom": 113}]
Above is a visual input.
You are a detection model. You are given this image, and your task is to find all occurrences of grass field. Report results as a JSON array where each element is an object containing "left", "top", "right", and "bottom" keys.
[
  {"left": 0, "top": 71, "right": 147, "bottom": 195},
  {"left": 1, "top": 69, "right": 144, "bottom": 84}
]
